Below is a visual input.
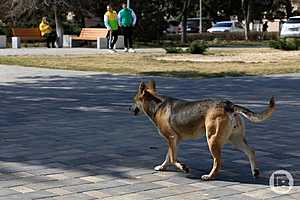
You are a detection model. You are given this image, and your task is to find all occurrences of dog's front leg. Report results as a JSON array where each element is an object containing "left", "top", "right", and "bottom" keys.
[
  {"left": 154, "top": 129, "right": 190, "bottom": 173},
  {"left": 154, "top": 151, "right": 170, "bottom": 171},
  {"left": 154, "top": 143, "right": 189, "bottom": 173},
  {"left": 168, "top": 135, "right": 190, "bottom": 173}
]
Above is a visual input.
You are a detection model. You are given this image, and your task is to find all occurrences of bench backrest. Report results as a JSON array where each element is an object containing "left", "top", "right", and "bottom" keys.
[
  {"left": 11, "top": 28, "right": 43, "bottom": 40},
  {"left": 79, "top": 28, "right": 108, "bottom": 39}
]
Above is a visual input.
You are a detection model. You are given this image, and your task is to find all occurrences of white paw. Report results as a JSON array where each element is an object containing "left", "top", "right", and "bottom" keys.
[
  {"left": 154, "top": 165, "right": 166, "bottom": 171},
  {"left": 201, "top": 174, "right": 213, "bottom": 181},
  {"left": 174, "top": 162, "right": 190, "bottom": 173}
]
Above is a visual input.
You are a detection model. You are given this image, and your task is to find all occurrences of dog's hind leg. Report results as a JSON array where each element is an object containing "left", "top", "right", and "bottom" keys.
[
  {"left": 202, "top": 116, "right": 228, "bottom": 181},
  {"left": 230, "top": 135, "right": 259, "bottom": 178},
  {"left": 201, "top": 136, "right": 222, "bottom": 181},
  {"left": 229, "top": 116, "right": 259, "bottom": 178}
]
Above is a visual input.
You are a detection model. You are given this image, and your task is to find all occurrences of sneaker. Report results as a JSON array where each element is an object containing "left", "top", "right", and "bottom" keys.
[
  {"left": 128, "top": 48, "right": 136, "bottom": 53},
  {"left": 108, "top": 49, "right": 116, "bottom": 53},
  {"left": 123, "top": 48, "right": 128, "bottom": 52}
]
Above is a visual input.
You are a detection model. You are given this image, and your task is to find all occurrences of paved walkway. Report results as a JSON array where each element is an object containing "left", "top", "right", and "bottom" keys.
[
  {"left": 0, "top": 65, "right": 299, "bottom": 200},
  {"left": 0, "top": 48, "right": 165, "bottom": 56}
]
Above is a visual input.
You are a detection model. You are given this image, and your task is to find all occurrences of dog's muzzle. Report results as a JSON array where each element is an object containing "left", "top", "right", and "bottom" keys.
[{"left": 129, "top": 104, "right": 140, "bottom": 116}]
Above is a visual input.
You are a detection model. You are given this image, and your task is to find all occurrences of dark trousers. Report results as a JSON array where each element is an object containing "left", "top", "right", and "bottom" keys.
[
  {"left": 106, "top": 30, "right": 118, "bottom": 49},
  {"left": 45, "top": 31, "right": 57, "bottom": 48},
  {"left": 122, "top": 26, "right": 133, "bottom": 48}
]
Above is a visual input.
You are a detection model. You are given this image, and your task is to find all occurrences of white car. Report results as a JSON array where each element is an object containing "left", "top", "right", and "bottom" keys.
[
  {"left": 165, "top": 20, "right": 180, "bottom": 33},
  {"left": 280, "top": 16, "right": 300, "bottom": 38},
  {"left": 207, "top": 21, "right": 244, "bottom": 33}
]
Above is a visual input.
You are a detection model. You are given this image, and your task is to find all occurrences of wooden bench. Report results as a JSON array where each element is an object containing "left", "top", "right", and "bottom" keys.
[
  {"left": 70, "top": 28, "right": 124, "bottom": 49},
  {"left": 71, "top": 28, "right": 108, "bottom": 41},
  {"left": 11, "top": 28, "right": 44, "bottom": 41},
  {"left": 11, "top": 28, "right": 45, "bottom": 48}
]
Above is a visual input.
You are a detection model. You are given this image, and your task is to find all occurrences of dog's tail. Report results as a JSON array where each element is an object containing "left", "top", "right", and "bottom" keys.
[{"left": 232, "top": 97, "right": 275, "bottom": 123}]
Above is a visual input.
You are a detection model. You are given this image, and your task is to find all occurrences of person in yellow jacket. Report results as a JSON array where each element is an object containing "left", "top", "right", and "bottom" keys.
[
  {"left": 39, "top": 17, "right": 57, "bottom": 48},
  {"left": 104, "top": 5, "right": 119, "bottom": 52}
]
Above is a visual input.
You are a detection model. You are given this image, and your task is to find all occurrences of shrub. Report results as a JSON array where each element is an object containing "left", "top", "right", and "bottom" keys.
[
  {"left": 269, "top": 38, "right": 300, "bottom": 50},
  {"left": 165, "top": 47, "right": 184, "bottom": 53},
  {"left": 290, "top": 38, "right": 300, "bottom": 47},
  {"left": 0, "top": 26, "right": 9, "bottom": 35},
  {"left": 269, "top": 40, "right": 281, "bottom": 49},
  {"left": 163, "top": 31, "right": 279, "bottom": 42},
  {"left": 189, "top": 40, "right": 209, "bottom": 54},
  {"left": 63, "top": 21, "right": 82, "bottom": 35}
]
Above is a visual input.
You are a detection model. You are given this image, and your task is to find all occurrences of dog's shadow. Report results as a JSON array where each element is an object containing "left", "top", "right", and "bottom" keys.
[{"left": 186, "top": 169, "right": 269, "bottom": 185}]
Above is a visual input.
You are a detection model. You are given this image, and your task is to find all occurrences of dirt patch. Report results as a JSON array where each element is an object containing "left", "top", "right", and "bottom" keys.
[{"left": 155, "top": 48, "right": 300, "bottom": 64}]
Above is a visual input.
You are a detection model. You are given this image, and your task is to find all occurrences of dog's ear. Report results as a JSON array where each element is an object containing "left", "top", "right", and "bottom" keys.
[
  {"left": 147, "top": 80, "right": 156, "bottom": 92},
  {"left": 138, "top": 81, "right": 146, "bottom": 94}
]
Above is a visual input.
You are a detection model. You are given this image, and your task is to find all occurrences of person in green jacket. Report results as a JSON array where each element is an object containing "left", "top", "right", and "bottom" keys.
[
  {"left": 104, "top": 4, "right": 119, "bottom": 52},
  {"left": 118, "top": 2, "right": 137, "bottom": 52}
]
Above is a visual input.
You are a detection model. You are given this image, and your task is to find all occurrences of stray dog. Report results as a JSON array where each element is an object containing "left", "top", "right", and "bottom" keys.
[{"left": 130, "top": 80, "right": 275, "bottom": 181}]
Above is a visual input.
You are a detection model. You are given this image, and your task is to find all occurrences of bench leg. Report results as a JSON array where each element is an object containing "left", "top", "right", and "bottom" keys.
[
  {"left": 115, "top": 35, "right": 124, "bottom": 49},
  {"left": 12, "top": 37, "right": 21, "bottom": 48},
  {"left": 97, "top": 37, "right": 100, "bottom": 49},
  {"left": 0, "top": 35, "right": 6, "bottom": 48},
  {"left": 69, "top": 37, "right": 73, "bottom": 48},
  {"left": 97, "top": 37, "right": 107, "bottom": 49}
]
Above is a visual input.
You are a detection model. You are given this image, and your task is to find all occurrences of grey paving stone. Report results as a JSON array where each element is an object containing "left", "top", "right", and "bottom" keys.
[
  {"left": 138, "top": 184, "right": 200, "bottom": 199},
  {"left": 0, "top": 180, "right": 27, "bottom": 188},
  {"left": 200, "top": 187, "right": 242, "bottom": 199},
  {"left": 0, "top": 188, "right": 19, "bottom": 197},
  {"left": 289, "top": 193, "right": 300, "bottom": 199},
  {"left": 242, "top": 188, "right": 282, "bottom": 199},
  {"left": 20, "top": 190, "right": 57, "bottom": 199},
  {"left": 99, "top": 182, "right": 163, "bottom": 196},
  {"left": 51, "top": 193, "right": 95, "bottom": 200},
  {"left": 218, "top": 193, "right": 259, "bottom": 200},
  {"left": 158, "top": 190, "right": 214, "bottom": 200},
  {"left": 24, "top": 180, "right": 67, "bottom": 191},
  {"left": 29, "top": 168, "right": 67, "bottom": 176},
  {"left": 62, "top": 180, "right": 128, "bottom": 193},
  {"left": 60, "top": 177, "right": 93, "bottom": 186},
  {"left": 0, "top": 195, "right": 32, "bottom": 200},
  {"left": 265, "top": 194, "right": 299, "bottom": 200}
]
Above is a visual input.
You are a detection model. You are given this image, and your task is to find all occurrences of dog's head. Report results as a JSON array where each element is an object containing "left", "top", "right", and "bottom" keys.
[{"left": 130, "top": 80, "right": 157, "bottom": 116}]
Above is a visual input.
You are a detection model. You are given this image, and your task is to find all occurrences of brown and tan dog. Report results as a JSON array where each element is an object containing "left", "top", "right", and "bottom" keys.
[{"left": 131, "top": 80, "right": 275, "bottom": 181}]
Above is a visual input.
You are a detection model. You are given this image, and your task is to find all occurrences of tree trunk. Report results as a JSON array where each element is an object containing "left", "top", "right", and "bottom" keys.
[
  {"left": 54, "top": 5, "right": 63, "bottom": 48},
  {"left": 285, "top": 0, "right": 293, "bottom": 18},
  {"left": 10, "top": 1, "right": 17, "bottom": 27},
  {"left": 181, "top": 0, "right": 191, "bottom": 44},
  {"left": 246, "top": 2, "right": 250, "bottom": 40},
  {"left": 242, "top": 0, "right": 250, "bottom": 40},
  {"left": 181, "top": 13, "right": 187, "bottom": 44}
]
